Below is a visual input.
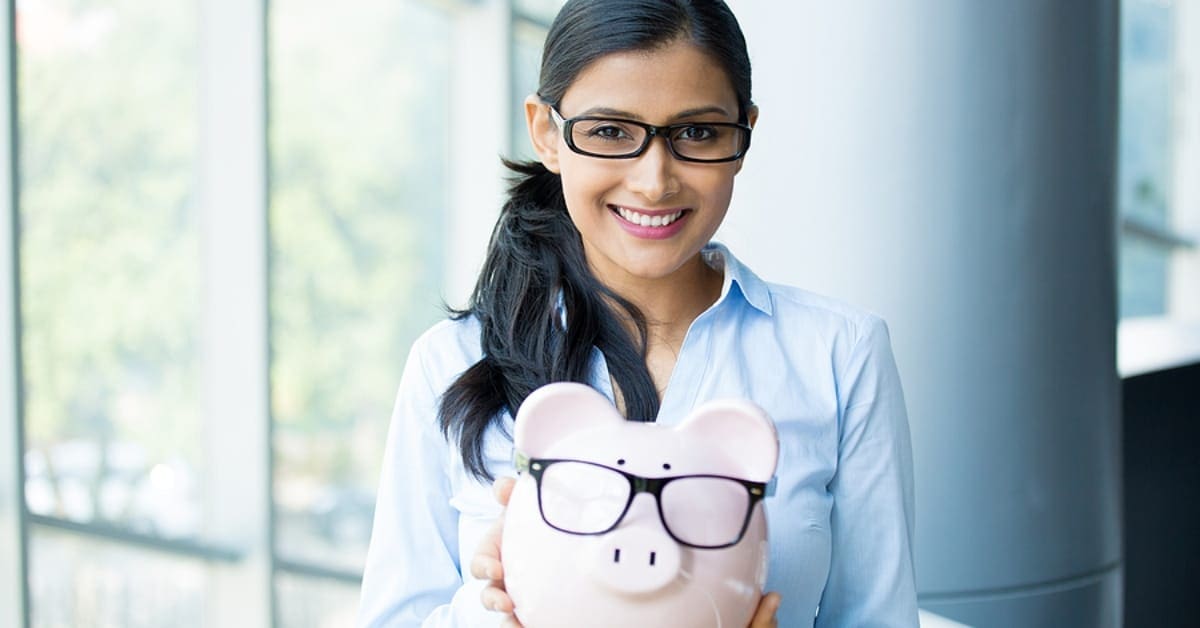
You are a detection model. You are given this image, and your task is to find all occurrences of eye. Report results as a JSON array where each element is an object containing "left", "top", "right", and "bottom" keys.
[
  {"left": 674, "top": 124, "right": 719, "bottom": 143},
  {"left": 579, "top": 120, "right": 637, "bottom": 142}
]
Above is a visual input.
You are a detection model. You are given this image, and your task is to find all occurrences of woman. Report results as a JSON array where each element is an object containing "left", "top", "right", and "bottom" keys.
[{"left": 358, "top": 1, "right": 917, "bottom": 626}]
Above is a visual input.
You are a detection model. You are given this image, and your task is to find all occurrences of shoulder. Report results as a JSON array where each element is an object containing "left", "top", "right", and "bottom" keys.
[
  {"left": 764, "top": 281, "right": 887, "bottom": 343},
  {"left": 712, "top": 242, "right": 886, "bottom": 343}
]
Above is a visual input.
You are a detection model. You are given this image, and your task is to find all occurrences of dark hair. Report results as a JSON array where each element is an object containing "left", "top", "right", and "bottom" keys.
[{"left": 439, "top": 0, "right": 753, "bottom": 481}]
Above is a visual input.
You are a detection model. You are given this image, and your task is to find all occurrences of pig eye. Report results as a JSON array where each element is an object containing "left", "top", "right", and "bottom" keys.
[
  {"left": 616, "top": 459, "right": 626, "bottom": 466},
  {"left": 662, "top": 463, "right": 672, "bottom": 470}
]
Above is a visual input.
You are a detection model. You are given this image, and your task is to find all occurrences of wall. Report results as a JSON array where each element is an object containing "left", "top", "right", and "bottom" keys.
[{"left": 1123, "top": 363, "right": 1200, "bottom": 627}]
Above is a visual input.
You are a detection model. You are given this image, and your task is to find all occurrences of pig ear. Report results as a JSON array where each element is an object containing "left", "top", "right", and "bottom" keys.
[
  {"left": 513, "top": 382, "right": 624, "bottom": 456},
  {"left": 678, "top": 400, "right": 779, "bottom": 482}
]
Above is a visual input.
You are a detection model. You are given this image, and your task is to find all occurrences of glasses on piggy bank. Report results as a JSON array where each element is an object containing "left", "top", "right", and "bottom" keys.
[{"left": 516, "top": 453, "right": 775, "bottom": 549}]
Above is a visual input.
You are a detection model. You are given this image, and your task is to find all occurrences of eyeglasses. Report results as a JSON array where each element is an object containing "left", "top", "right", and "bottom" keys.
[
  {"left": 549, "top": 107, "right": 752, "bottom": 163},
  {"left": 515, "top": 452, "right": 773, "bottom": 549}
]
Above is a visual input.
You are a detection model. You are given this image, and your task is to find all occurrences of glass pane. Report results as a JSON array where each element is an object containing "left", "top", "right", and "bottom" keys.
[
  {"left": 269, "top": 0, "right": 451, "bottom": 574},
  {"left": 1119, "top": 234, "right": 1170, "bottom": 318},
  {"left": 511, "top": 19, "right": 548, "bottom": 160},
  {"left": 18, "top": 0, "right": 204, "bottom": 537},
  {"left": 29, "top": 526, "right": 207, "bottom": 628},
  {"left": 1119, "top": 0, "right": 1174, "bottom": 227},
  {"left": 276, "top": 572, "right": 361, "bottom": 628},
  {"left": 514, "top": 0, "right": 567, "bottom": 24}
]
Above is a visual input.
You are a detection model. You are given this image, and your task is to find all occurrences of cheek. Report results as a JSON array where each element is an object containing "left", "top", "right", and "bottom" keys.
[
  {"left": 691, "top": 170, "right": 737, "bottom": 220},
  {"left": 559, "top": 160, "right": 623, "bottom": 212}
]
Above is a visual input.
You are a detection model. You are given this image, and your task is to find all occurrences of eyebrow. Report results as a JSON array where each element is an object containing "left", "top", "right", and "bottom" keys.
[{"left": 575, "top": 105, "right": 733, "bottom": 121}]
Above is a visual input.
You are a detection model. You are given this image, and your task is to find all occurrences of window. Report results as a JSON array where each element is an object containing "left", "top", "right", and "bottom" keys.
[
  {"left": 18, "top": 3, "right": 213, "bottom": 623},
  {"left": 509, "top": 0, "right": 566, "bottom": 158},
  {"left": 5, "top": 0, "right": 481, "bottom": 625},
  {"left": 1119, "top": 0, "right": 1200, "bottom": 320},
  {"left": 269, "top": 0, "right": 452, "bottom": 622},
  {"left": 1117, "top": 0, "right": 1200, "bottom": 376}
]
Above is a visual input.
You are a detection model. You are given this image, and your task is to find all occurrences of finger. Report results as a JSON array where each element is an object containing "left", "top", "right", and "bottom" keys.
[
  {"left": 493, "top": 475, "right": 517, "bottom": 505},
  {"left": 469, "top": 512, "right": 506, "bottom": 580},
  {"left": 469, "top": 521, "right": 504, "bottom": 580},
  {"left": 499, "top": 615, "right": 524, "bottom": 628},
  {"left": 748, "top": 591, "right": 781, "bottom": 628},
  {"left": 481, "top": 585, "right": 515, "bottom": 613},
  {"left": 469, "top": 550, "right": 504, "bottom": 581}
]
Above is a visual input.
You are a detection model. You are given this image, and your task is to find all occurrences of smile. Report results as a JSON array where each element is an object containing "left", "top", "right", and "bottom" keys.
[{"left": 612, "top": 206, "right": 687, "bottom": 228}]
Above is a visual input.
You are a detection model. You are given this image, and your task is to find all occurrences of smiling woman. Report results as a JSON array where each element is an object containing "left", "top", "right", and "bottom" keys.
[{"left": 358, "top": 1, "right": 917, "bottom": 627}]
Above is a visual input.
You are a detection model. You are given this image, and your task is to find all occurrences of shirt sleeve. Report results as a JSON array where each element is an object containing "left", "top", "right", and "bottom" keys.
[
  {"left": 356, "top": 333, "right": 505, "bottom": 628},
  {"left": 815, "top": 315, "right": 918, "bottom": 627}
]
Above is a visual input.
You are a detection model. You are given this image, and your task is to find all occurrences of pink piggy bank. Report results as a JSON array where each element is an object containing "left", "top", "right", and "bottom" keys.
[{"left": 501, "top": 382, "right": 779, "bottom": 628}]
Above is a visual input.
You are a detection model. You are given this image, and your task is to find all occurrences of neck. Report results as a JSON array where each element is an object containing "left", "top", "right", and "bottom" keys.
[{"left": 598, "top": 253, "right": 724, "bottom": 347}]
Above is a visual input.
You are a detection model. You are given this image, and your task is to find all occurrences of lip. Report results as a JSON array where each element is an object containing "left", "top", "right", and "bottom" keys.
[{"left": 608, "top": 204, "right": 691, "bottom": 240}]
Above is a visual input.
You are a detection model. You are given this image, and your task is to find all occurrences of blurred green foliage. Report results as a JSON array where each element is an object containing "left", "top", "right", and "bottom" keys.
[
  {"left": 268, "top": 0, "right": 450, "bottom": 567},
  {"left": 20, "top": 0, "right": 202, "bottom": 479},
  {"left": 19, "top": 0, "right": 451, "bottom": 565}
]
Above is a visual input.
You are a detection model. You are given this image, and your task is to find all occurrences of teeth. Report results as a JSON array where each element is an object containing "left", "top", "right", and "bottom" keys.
[{"left": 616, "top": 207, "right": 684, "bottom": 228}]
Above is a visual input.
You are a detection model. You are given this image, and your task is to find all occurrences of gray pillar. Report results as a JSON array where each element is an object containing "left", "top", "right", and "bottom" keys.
[{"left": 725, "top": 1, "right": 1121, "bottom": 624}]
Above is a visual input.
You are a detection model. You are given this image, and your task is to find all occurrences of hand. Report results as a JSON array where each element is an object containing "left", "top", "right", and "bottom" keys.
[
  {"left": 470, "top": 476, "right": 523, "bottom": 628},
  {"left": 748, "top": 591, "right": 782, "bottom": 628}
]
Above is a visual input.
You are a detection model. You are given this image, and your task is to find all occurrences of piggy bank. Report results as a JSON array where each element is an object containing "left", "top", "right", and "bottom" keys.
[{"left": 501, "top": 382, "right": 779, "bottom": 628}]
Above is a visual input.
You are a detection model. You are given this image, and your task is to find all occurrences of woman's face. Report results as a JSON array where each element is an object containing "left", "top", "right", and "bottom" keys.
[{"left": 527, "top": 39, "right": 756, "bottom": 289}]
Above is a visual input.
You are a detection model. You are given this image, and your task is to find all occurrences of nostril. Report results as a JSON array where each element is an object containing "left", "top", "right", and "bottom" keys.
[
  {"left": 613, "top": 549, "right": 621, "bottom": 563},
  {"left": 649, "top": 551, "right": 656, "bottom": 566}
]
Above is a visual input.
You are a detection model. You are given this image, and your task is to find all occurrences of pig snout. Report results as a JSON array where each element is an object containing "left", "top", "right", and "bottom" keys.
[{"left": 587, "top": 499, "right": 682, "bottom": 595}]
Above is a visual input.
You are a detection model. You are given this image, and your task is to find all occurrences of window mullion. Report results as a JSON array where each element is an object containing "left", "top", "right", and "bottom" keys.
[
  {"left": 1, "top": 0, "right": 29, "bottom": 625},
  {"left": 447, "top": 0, "right": 512, "bottom": 304},
  {"left": 197, "top": 1, "right": 271, "bottom": 627}
]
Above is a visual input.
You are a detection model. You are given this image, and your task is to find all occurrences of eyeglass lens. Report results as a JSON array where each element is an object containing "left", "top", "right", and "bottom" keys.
[
  {"left": 536, "top": 461, "right": 752, "bottom": 548},
  {"left": 539, "top": 460, "right": 631, "bottom": 533},
  {"left": 568, "top": 118, "right": 746, "bottom": 161}
]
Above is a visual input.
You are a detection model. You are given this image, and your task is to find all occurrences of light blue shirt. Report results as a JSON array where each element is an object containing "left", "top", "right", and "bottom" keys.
[{"left": 358, "top": 243, "right": 917, "bottom": 627}]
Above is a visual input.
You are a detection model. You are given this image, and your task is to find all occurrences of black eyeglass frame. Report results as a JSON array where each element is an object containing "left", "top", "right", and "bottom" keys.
[
  {"left": 548, "top": 106, "right": 753, "bottom": 164},
  {"left": 515, "top": 452, "right": 772, "bottom": 550}
]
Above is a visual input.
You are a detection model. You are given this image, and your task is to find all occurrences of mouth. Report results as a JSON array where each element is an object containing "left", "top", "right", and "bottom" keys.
[
  {"left": 609, "top": 205, "right": 690, "bottom": 228},
  {"left": 607, "top": 205, "right": 692, "bottom": 241}
]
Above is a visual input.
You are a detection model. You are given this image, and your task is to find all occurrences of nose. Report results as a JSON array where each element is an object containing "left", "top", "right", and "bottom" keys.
[
  {"left": 625, "top": 135, "right": 680, "bottom": 203},
  {"left": 586, "top": 495, "right": 682, "bottom": 595}
]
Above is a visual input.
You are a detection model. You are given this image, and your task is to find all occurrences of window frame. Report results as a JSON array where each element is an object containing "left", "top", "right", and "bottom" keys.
[
  {"left": 4, "top": 0, "right": 509, "bottom": 625},
  {"left": 2, "top": 1, "right": 30, "bottom": 625}
]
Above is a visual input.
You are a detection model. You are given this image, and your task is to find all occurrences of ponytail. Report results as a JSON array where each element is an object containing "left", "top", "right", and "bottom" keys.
[{"left": 439, "top": 160, "right": 660, "bottom": 481}]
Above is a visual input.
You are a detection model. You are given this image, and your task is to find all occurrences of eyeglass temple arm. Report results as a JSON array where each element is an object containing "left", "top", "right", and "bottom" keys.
[{"left": 513, "top": 449, "right": 530, "bottom": 473}]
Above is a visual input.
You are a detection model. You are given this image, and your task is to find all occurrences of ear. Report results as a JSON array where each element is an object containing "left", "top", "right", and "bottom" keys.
[
  {"left": 514, "top": 382, "right": 624, "bottom": 457},
  {"left": 525, "top": 95, "right": 562, "bottom": 174},
  {"left": 677, "top": 399, "right": 778, "bottom": 481},
  {"left": 733, "top": 104, "right": 759, "bottom": 175}
]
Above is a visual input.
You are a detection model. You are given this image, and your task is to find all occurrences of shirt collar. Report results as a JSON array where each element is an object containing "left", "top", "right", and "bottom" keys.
[{"left": 702, "top": 242, "right": 774, "bottom": 317}]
